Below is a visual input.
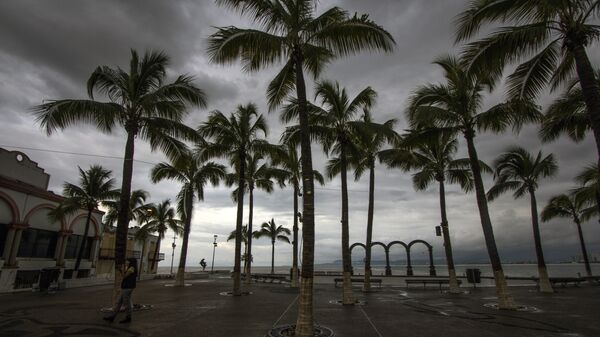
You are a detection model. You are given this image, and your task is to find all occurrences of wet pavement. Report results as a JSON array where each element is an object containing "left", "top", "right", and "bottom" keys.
[{"left": 0, "top": 276, "right": 598, "bottom": 337}]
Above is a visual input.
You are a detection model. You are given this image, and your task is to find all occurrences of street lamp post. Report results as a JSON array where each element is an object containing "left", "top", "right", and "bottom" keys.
[
  {"left": 211, "top": 235, "right": 218, "bottom": 274},
  {"left": 170, "top": 234, "right": 177, "bottom": 275}
]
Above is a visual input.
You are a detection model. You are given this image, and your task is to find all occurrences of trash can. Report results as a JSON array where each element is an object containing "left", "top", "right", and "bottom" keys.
[{"left": 466, "top": 268, "right": 481, "bottom": 284}]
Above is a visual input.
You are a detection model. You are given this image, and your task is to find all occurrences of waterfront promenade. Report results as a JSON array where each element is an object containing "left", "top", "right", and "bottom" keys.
[{"left": 1, "top": 275, "right": 599, "bottom": 337}]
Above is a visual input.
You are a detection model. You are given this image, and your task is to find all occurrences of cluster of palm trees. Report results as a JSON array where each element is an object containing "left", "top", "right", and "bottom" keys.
[{"left": 33, "top": 0, "right": 600, "bottom": 335}]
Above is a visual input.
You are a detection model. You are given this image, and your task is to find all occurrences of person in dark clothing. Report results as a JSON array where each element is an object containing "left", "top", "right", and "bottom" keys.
[
  {"left": 200, "top": 258, "right": 207, "bottom": 271},
  {"left": 104, "top": 258, "right": 137, "bottom": 324}
]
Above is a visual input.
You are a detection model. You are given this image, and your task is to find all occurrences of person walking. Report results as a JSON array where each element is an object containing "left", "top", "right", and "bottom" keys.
[
  {"left": 200, "top": 258, "right": 207, "bottom": 271},
  {"left": 104, "top": 258, "right": 137, "bottom": 324}
]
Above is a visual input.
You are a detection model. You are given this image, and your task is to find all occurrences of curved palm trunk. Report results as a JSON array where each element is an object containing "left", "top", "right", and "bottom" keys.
[
  {"left": 528, "top": 188, "right": 553, "bottom": 293},
  {"left": 271, "top": 239, "right": 275, "bottom": 274},
  {"left": 175, "top": 191, "right": 194, "bottom": 287},
  {"left": 113, "top": 131, "right": 135, "bottom": 304},
  {"left": 151, "top": 237, "right": 161, "bottom": 271},
  {"left": 464, "top": 132, "right": 515, "bottom": 309},
  {"left": 438, "top": 180, "right": 461, "bottom": 294},
  {"left": 574, "top": 217, "right": 592, "bottom": 277},
  {"left": 340, "top": 146, "right": 354, "bottom": 305},
  {"left": 245, "top": 187, "right": 254, "bottom": 283},
  {"left": 595, "top": 191, "right": 600, "bottom": 226},
  {"left": 363, "top": 161, "right": 375, "bottom": 292},
  {"left": 291, "top": 185, "right": 299, "bottom": 287},
  {"left": 572, "top": 46, "right": 600, "bottom": 184},
  {"left": 294, "top": 51, "right": 316, "bottom": 337},
  {"left": 74, "top": 208, "right": 93, "bottom": 272},
  {"left": 233, "top": 151, "right": 246, "bottom": 296}
]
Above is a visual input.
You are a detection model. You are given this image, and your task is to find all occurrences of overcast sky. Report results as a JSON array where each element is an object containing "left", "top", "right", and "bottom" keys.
[{"left": 0, "top": 0, "right": 598, "bottom": 270}]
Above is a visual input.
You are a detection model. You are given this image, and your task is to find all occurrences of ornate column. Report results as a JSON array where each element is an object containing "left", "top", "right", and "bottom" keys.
[
  {"left": 406, "top": 248, "right": 413, "bottom": 276},
  {"left": 56, "top": 230, "right": 71, "bottom": 267},
  {"left": 2, "top": 227, "right": 16, "bottom": 265},
  {"left": 90, "top": 235, "right": 101, "bottom": 268},
  {"left": 385, "top": 249, "right": 392, "bottom": 276},
  {"left": 8, "top": 227, "right": 24, "bottom": 266},
  {"left": 428, "top": 246, "right": 436, "bottom": 276}
]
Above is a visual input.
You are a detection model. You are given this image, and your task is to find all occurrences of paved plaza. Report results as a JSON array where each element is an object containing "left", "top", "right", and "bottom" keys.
[{"left": 0, "top": 276, "right": 599, "bottom": 337}]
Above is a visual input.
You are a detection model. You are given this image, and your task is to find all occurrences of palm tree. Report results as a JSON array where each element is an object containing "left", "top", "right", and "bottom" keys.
[
  {"left": 347, "top": 111, "right": 398, "bottom": 292},
  {"left": 33, "top": 50, "right": 206, "bottom": 292},
  {"left": 487, "top": 147, "right": 558, "bottom": 293},
  {"left": 574, "top": 163, "right": 600, "bottom": 222},
  {"left": 50, "top": 165, "right": 119, "bottom": 273},
  {"left": 199, "top": 104, "right": 270, "bottom": 296},
  {"left": 208, "top": 2, "right": 394, "bottom": 333},
  {"left": 407, "top": 55, "right": 541, "bottom": 309},
  {"left": 541, "top": 193, "right": 597, "bottom": 277},
  {"left": 293, "top": 80, "right": 376, "bottom": 305},
  {"left": 102, "top": 189, "right": 151, "bottom": 229},
  {"left": 151, "top": 149, "right": 226, "bottom": 286},
  {"left": 540, "top": 72, "right": 600, "bottom": 143},
  {"left": 456, "top": 0, "right": 600, "bottom": 176},
  {"left": 227, "top": 225, "right": 254, "bottom": 272},
  {"left": 271, "top": 144, "right": 325, "bottom": 288},
  {"left": 401, "top": 130, "right": 480, "bottom": 294},
  {"left": 254, "top": 219, "right": 291, "bottom": 274},
  {"left": 227, "top": 153, "right": 280, "bottom": 282},
  {"left": 137, "top": 200, "right": 184, "bottom": 272}
]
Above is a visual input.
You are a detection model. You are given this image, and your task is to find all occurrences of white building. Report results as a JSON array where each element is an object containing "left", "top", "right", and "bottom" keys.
[{"left": 0, "top": 148, "right": 105, "bottom": 292}]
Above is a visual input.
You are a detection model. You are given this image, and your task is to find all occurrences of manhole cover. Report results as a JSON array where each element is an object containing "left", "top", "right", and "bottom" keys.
[
  {"left": 268, "top": 324, "right": 334, "bottom": 337},
  {"left": 219, "top": 291, "right": 253, "bottom": 296},
  {"left": 328, "top": 299, "right": 366, "bottom": 305},
  {"left": 483, "top": 303, "right": 540, "bottom": 312}
]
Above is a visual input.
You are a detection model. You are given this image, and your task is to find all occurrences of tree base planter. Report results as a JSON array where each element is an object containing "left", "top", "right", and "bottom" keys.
[
  {"left": 328, "top": 299, "right": 366, "bottom": 306},
  {"left": 100, "top": 304, "right": 154, "bottom": 312},
  {"left": 218, "top": 291, "right": 252, "bottom": 296},
  {"left": 267, "top": 324, "right": 334, "bottom": 337},
  {"left": 483, "top": 303, "right": 540, "bottom": 312},
  {"left": 164, "top": 283, "right": 192, "bottom": 287}
]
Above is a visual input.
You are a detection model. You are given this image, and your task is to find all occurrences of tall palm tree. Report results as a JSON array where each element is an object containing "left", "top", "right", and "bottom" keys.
[
  {"left": 33, "top": 50, "right": 206, "bottom": 293},
  {"left": 456, "top": 0, "right": 600, "bottom": 177},
  {"left": 199, "top": 104, "right": 270, "bottom": 296},
  {"left": 151, "top": 149, "right": 226, "bottom": 287},
  {"left": 227, "top": 153, "right": 280, "bottom": 282},
  {"left": 271, "top": 144, "right": 325, "bottom": 288},
  {"left": 293, "top": 80, "right": 376, "bottom": 305},
  {"left": 574, "top": 163, "right": 600, "bottom": 223},
  {"left": 50, "top": 165, "right": 119, "bottom": 273},
  {"left": 401, "top": 130, "right": 480, "bottom": 294},
  {"left": 487, "top": 147, "right": 558, "bottom": 293},
  {"left": 540, "top": 72, "right": 600, "bottom": 143},
  {"left": 254, "top": 219, "right": 291, "bottom": 274},
  {"left": 407, "top": 55, "right": 541, "bottom": 309},
  {"left": 137, "top": 200, "right": 184, "bottom": 272},
  {"left": 541, "top": 193, "right": 597, "bottom": 277},
  {"left": 347, "top": 111, "right": 398, "bottom": 292},
  {"left": 208, "top": 2, "right": 394, "bottom": 333}
]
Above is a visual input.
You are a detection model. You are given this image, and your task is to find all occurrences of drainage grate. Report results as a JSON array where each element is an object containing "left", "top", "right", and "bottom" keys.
[{"left": 268, "top": 324, "right": 334, "bottom": 337}]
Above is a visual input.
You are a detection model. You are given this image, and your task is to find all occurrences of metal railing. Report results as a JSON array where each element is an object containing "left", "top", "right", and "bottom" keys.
[{"left": 98, "top": 248, "right": 141, "bottom": 260}]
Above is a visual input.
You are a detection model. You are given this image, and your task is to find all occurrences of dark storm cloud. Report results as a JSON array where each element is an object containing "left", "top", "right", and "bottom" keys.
[{"left": 0, "top": 0, "right": 598, "bottom": 267}]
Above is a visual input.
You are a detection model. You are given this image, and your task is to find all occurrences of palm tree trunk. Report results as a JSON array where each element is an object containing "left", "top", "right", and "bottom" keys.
[
  {"left": 271, "top": 240, "right": 275, "bottom": 274},
  {"left": 175, "top": 191, "right": 194, "bottom": 287},
  {"left": 574, "top": 218, "right": 592, "bottom": 277},
  {"left": 595, "top": 191, "right": 600, "bottom": 226},
  {"left": 245, "top": 187, "right": 254, "bottom": 284},
  {"left": 572, "top": 45, "right": 600, "bottom": 182},
  {"left": 340, "top": 146, "right": 354, "bottom": 305},
  {"left": 294, "top": 50, "right": 316, "bottom": 337},
  {"left": 113, "top": 130, "right": 136, "bottom": 304},
  {"left": 464, "top": 132, "right": 515, "bottom": 309},
  {"left": 233, "top": 151, "right": 246, "bottom": 296},
  {"left": 438, "top": 180, "right": 460, "bottom": 294},
  {"left": 291, "top": 185, "right": 299, "bottom": 288},
  {"left": 74, "top": 208, "right": 93, "bottom": 272},
  {"left": 151, "top": 237, "right": 161, "bottom": 271},
  {"left": 138, "top": 241, "right": 146, "bottom": 280},
  {"left": 363, "top": 161, "right": 375, "bottom": 292},
  {"left": 528, "top": 188, "right": 553, "bottom": 293}
]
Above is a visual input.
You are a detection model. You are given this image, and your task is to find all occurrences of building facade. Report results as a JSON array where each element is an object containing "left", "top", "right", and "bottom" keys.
[{"left": 0, "top": 148, "right": 162, "bottom": 292}]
